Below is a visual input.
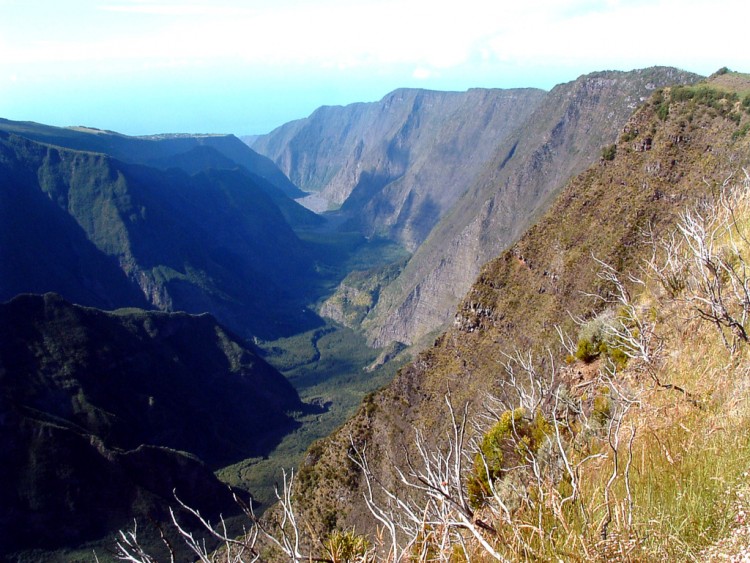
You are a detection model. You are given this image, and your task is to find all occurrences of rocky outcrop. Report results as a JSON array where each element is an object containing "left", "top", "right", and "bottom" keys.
[
  {"left": 252, "top": 88, "right": 546, "bottom": 250},
  {"left": 365, "top": 67, "right": 702, "bottom": 346}
]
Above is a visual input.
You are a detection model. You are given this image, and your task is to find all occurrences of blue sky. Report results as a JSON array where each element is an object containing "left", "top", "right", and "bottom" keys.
[{"left": 1, "top": 0, "right": 747, "bottom": 136}]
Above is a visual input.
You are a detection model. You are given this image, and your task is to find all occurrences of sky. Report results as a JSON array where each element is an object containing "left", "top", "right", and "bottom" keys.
[{"left": 1, "top": 0, "right": 748, "bottom": 136}]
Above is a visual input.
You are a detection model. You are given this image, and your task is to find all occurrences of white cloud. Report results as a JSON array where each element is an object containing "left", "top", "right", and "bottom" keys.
[
  {"left": 98, "top": 1, "right": 253, "bottom": 16},
  {"left": 2, "top": 0, "right": 747, "bottom": 82},
  {"left": 481, "top": 0, "right": 749, "bottom": 73},
  {"left": 413, "top": 67, "right": 437, "bottom": 80}
]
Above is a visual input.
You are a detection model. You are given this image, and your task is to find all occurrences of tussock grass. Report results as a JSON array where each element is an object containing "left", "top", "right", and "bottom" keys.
[
  {"left": 571, "top": 176, "right": 750, "bottom": 560},
  {"left": 474, "top": 173, "right": 750, "bottom": 562}
]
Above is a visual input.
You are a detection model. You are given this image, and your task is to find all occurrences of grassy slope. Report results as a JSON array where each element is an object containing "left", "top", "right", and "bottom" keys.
[{"left": 289, "top": 75, "right": 750, "bottom": 554}]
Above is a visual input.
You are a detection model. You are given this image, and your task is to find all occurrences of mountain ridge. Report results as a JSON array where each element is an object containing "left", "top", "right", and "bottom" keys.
[
  {"left": 289, "top": 73, "right": 750, "bottom": 545},
  {"left": 251, "top": 69, "right": 702, "bottom": 349},
  {"left": 0, "top": 292, "right": 304, "bottom": 557},
  {"left": 251, "top": 87, "right": 547, "bottom": 250},
  {"left": 0, "top": 117, "right": 305, "bottom": 197},
  {"left": 0, "top": 131, "right": 320, "bottom": 340},
  {"left": 363, "top": 66, "right": 703, "bottom": 346}
]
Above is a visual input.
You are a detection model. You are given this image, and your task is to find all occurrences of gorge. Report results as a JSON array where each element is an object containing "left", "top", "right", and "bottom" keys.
[{"left": 2, "top": 67, "right": 749, "bottom": 561}]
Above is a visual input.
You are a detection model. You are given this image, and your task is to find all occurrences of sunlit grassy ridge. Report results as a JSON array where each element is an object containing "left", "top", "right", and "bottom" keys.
[
  {"left": 466, "top": 172, "right": 750, "bottom": 561},
  {"left": 283, "top": 74, "right": 750, "bottom": 560}
]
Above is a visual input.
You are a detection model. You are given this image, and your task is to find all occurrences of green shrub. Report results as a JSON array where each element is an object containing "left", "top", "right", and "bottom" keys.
[
  {"left": 621, "top": 129, "right": 639, "bottom": 143},
  {"left": 574, "top": 311, "right": 614, "bottom": 362},
  {"left": 669, "top": 85, "right": 740, "bottom": 118},
  {"left": 733, "top": 123, "right": 750, "bottom": 140},
  {"left": 604, "top": 344, "right": 629, "bottom": 369},
  {"left": 467, "top": 408, "right": 552, "bottom": 508},
  {"left": 575, "top": 338, "right": 601, "bottom": 362},
  {"left": 601, "top": 144, "right": 617, "bottom": 161},
  {"left": 657, "top": 102, "right": 670, "bottom": 121},
  {"left": 323, "top": 529, "right": 370, "bottom": 562}
]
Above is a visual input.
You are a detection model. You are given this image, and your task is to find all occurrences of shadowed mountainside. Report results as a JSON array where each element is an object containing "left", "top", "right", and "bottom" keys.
[
  {"left": 0, "top": 131, "right": 320, "bottom": 340},
  {"left": 0, "top": 118, "right": 304, "bottom": 197},
  {"left": 251, "top": 87, "right": 546, "bottom": 250},
  {"left": 0, "top": 292, "right": 304, "bottom": 557},
  {"left": 0, "top": 118, "right": 322, "bottom": 229}
]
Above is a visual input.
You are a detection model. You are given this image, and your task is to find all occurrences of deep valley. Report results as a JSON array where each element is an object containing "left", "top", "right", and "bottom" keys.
[{"left": 2, "top": 67, "right": 750, "bottom": 561}]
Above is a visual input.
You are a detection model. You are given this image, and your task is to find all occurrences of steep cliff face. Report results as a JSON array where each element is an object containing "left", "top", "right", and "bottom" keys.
[
  {"left": 365, "top": 67, "right": 702, "bottom": 346},
  {"left": 252, "top": 88, "right": 546, "bottom": 250},
  {"left": 0, "top": 293, "right": 303, "bottom": 556},
  {"left": 293, "top": 78, "right": 750, "bottom": 540},
  {"left": 0, "top": 132, "right": 319, "bottom": 340}
]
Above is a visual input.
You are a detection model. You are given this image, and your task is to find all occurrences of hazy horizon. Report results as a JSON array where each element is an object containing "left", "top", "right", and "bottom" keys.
[{"left": 2, "top": 0, "right": 747, "bottom": 137}]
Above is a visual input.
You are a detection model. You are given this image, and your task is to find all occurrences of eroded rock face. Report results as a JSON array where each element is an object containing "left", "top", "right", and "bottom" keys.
[
  {"left": 365, "top": 67, "right": 702, "bottom": 346},
  {"left": 252, "top": 87, "right": 547, "bottom": 251}
]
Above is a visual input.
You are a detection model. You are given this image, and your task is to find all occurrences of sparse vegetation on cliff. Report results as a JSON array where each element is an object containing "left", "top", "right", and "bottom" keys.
[
  {"left": 271, "top": 72, "right": 750, "bottom": 561},
  {"left": 108, "top": 71, "right": 750, "bottom": 562}
]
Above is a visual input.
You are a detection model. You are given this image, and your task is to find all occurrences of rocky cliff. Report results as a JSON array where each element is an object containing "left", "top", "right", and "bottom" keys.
[
  {"left": 252, "top": 88, "right": 546, "bottom": 250},
  {"left": 364, "top": 67, "right": 702, "bottom": 346},
  {"left": 292, "top": 74, "right": 750, "bottom": 542}
]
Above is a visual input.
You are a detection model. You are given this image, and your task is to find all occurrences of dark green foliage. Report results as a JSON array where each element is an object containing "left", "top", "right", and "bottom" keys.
[
  {"left": 668, "top": 85, "right": 741, "bottom": 120},
  {"left": 657, "top": 102, "right": 670, "bottom": 121},
  {"left": 601, "top": 144, "right": 617, "bottom": 161},
  {"left": 0, "top": 293, "right": 303, "bottom": 556},
  {"left": 222, "top": 321, "right": 405, "bottom": 509},
  {"left": 467, "top": 409, "right": 552, "bottom": 508},
  {"left": 651, "top": 89, "right": 670, "bottom": 121},
  {"left": 575, "top": 338, "right": 603, "bottom": 362},
  {"left": 676, "top": 84, "right": 738, "bottom": 105},
  {"left": 654, "top": 84, "right": 742, "bottom": 121},
  {"left": 322, "top": 510, "right": 340, "bottom": 534}
]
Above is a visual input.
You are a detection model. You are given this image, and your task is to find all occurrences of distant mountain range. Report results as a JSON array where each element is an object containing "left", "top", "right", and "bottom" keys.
[
  {"left": 251, "top": 67, "right": 702, "bottom": 346},
  {"left": 0, "top": 122, "right": 323, "bottom": 340}
]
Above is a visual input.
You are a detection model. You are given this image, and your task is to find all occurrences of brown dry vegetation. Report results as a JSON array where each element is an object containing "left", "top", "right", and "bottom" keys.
[{"left": 288, "top": 75, "right": 750, "bottom": 560}]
